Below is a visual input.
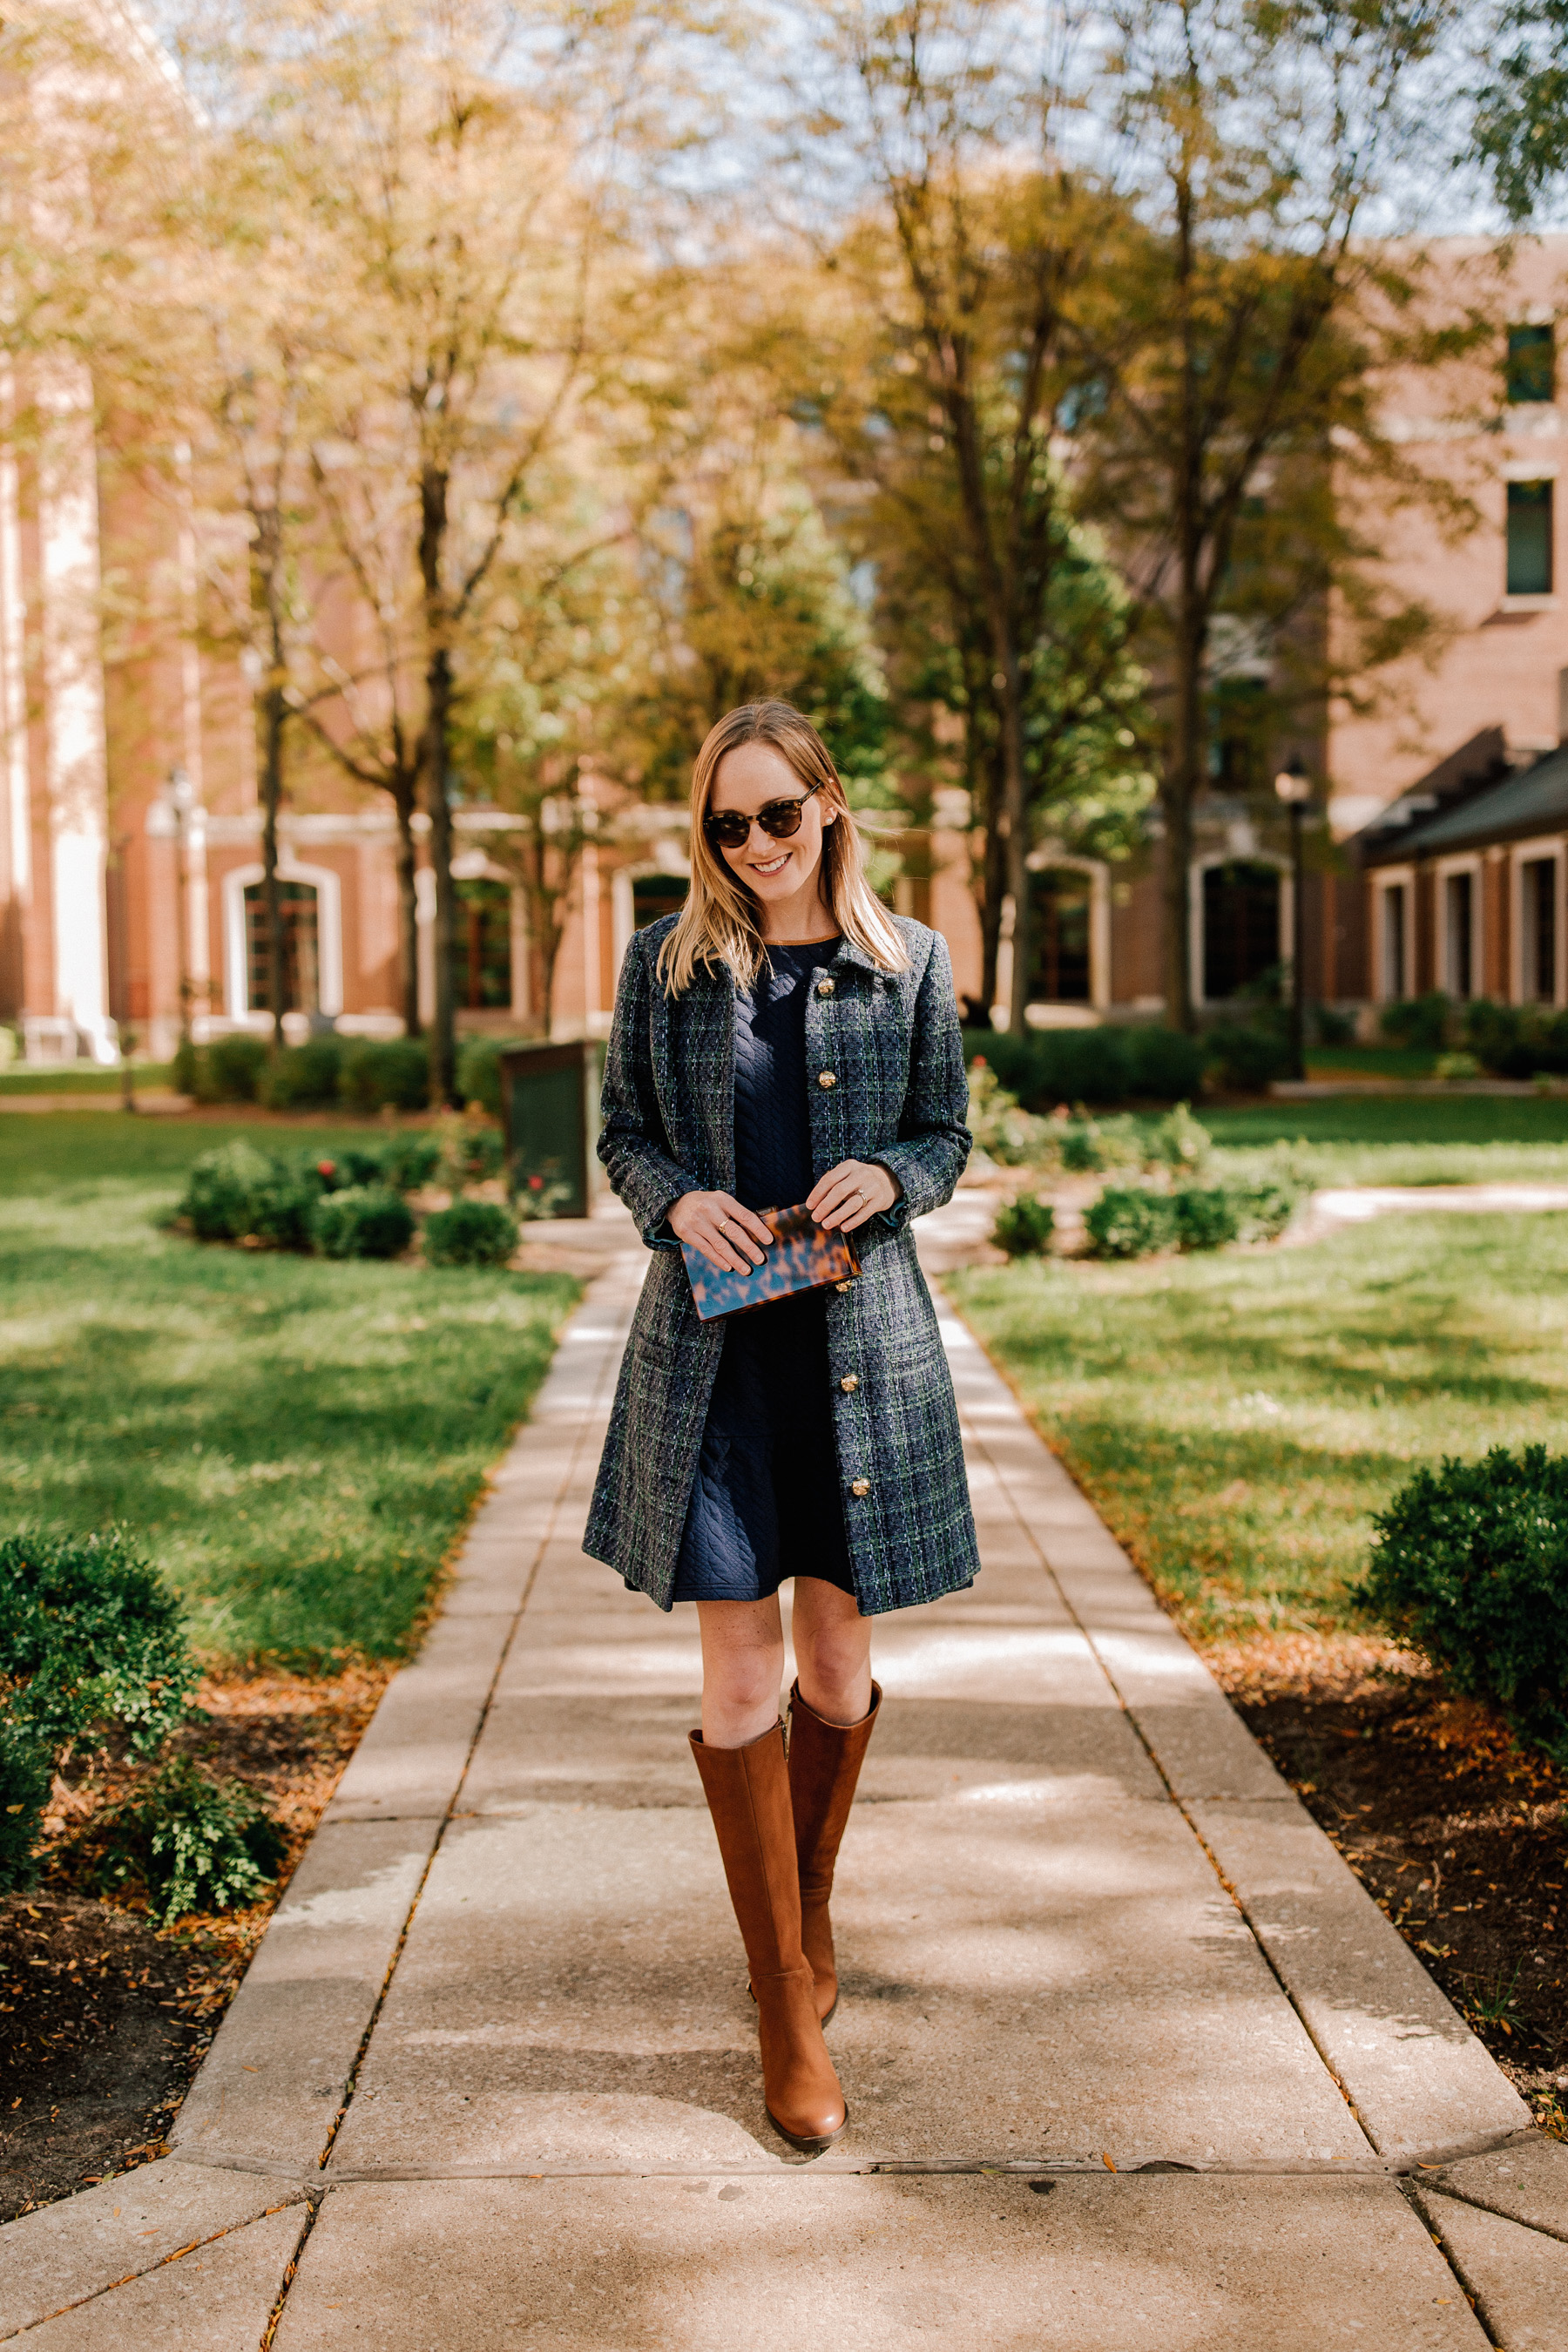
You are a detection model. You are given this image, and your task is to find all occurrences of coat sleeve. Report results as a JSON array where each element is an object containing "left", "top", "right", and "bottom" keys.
[
  {"left": 871, "top": 929, "right": 972, "bottom": 1227},
  {"left": 597, "top": 931, "right": 700, "bottom": 1250}
]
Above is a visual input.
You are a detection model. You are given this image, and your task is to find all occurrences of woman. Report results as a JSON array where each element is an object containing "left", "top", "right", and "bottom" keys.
[{"left": 585, "top": 700, "right": 979, "bottom": 2155}]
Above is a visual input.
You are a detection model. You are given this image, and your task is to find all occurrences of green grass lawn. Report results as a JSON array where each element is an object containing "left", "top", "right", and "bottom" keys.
[
  {"left": 1200, "top": 1094, "right": 1568, "bottom": 1186},
  {"left": 0, "top": 1064, "right": 175, "bottom": 1094},
  {"left": 949, "top": 1211, "right": 1568, "bottom": 1644},
  {"left": 0, "top": 1116, "right": 580, "bottom": 1669}
]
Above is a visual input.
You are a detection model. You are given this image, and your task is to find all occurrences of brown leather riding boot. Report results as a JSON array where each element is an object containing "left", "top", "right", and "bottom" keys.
[
  {"left": 689, "top": 1722, "right": 848, "bottom": 2154},
  {"left": 787, "top": 1680, "right": 882, "bottom": 2024}
]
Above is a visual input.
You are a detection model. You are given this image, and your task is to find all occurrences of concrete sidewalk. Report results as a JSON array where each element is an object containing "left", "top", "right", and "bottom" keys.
[{"left": 4, "top": 1249, "right": 1568, "bottom": 2349}]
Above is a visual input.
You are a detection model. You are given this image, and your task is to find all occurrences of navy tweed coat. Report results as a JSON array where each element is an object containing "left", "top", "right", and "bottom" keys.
[{"left": 583, "top": 914, "right": 982, "bottom": 1616}]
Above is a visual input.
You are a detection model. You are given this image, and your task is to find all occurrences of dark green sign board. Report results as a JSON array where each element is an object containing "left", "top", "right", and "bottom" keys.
[{"left": 499, "top": 1040, "right": 605, "bottom": 1220}]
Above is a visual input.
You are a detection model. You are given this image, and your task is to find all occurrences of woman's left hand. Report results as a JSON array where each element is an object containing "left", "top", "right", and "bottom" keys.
[{"left": 808, "top": 1159, "right": 902, "bottom": 1233}]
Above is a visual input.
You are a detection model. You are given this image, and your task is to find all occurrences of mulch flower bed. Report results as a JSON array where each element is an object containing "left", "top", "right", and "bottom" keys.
[
  {"left": 0, "top": 1666, "right": 387, "bottom": 2221},
  {"left": 1210, "top": 1632, "right": 1568, "bottom": 2139}
]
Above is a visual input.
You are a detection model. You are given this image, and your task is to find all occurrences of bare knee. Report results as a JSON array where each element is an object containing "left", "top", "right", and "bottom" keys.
[{"left": 793, "top": 1596, "right": 873, "bottom": 1727}]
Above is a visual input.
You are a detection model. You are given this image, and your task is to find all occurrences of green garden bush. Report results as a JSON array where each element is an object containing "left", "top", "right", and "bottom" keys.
[
  {"left": 179, "top": 1140, "right": 278, "bottom": 1240},
  {"left": 1380, "top": 990, "right": 1453, "bottom": 1052},
  {"left": 0, "top": 1711, "right": 53, "bottom": 1894},
  {"left": 960, "top": 1024, "right": 1205, "bottom": 1109},
  {"left": 1356, "top": 1445, "right": 1568, "bottom": 1760},
  {"left": 1462, "top": 998, "right": 1568, "bottom": 1080},
  {"left": 244, "top": 1159, "right": 326, "bottom": 1248},
  {"left": 1083, "top": 1187, "right": 1180, "bottom": 1258},
  {"left": 84, "top": 1756, "right": 286, "bottom": 1925},
  {"left": 1202, "top": 1023, "right": 1294, "bottom": 1093},
  {"left": 379, "top": 1132, "right": 443, "bottom": 1192},
  {"left": 0, "top": 1529, "right": 197, "bottom": 1758},
  {"left": 339, "top": 1037, "right": 430, "bottom": 1112},
  {"left": 256, "top": 1034, "right": 345, "bottom": 1109},
  {"left": 991, "top": 1194, "right": 1055, "bottom": 1258},
  {"left": 456, "top": 1036, "right": 508, "bottom": 1117},
  {"left": 1171, "top": 1187, "right": 1241, "bottom": 1251},
  {"left": 966, "top": 1061, "right": 1051, "bottom": 1164},
  {"left": 204, "top": 1031, "right": 269, "bottom": 1102},
  {"left": 1059, "top": 1114, "right": 1146, "bottom": 1173},
  {"left": 310, "top": 1185, "right": 415, "bottom": 1260},
  {"left": 422, "top": 1198, "right": 520, "bottom": 1267}
]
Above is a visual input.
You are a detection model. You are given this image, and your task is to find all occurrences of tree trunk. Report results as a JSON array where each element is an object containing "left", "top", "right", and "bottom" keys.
[
  {"left": 1000, "top": 665, "right": 1031, "bottom": 1037},
  {"left": 425, "top": 643, "right": 457, "bottom": 1105},
  {"left": 393, "top": 784, "right": 421, "bottom": 1037},
  {"left": 420, "top": 461, "right": 457, "bottom": 1105},
  {"left": 259, "top": 680, "right": 287, "bottom": 1053},
  {"left": 1162, "top": 597, "right": 1206, "bottom": 1032},
  {"left": 977, "top": 733, "right": 1007, "bottom": 1022}
]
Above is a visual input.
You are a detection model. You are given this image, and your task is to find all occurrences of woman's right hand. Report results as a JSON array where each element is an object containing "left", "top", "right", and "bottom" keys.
[{"left": 667, "top": 1190, "right": 773, "bottom": 1274}]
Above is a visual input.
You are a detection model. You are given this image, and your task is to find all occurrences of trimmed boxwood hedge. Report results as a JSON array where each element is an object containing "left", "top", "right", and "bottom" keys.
[{"left": 1357, "top": 1445, "right": 1568, "bottom": 1760}]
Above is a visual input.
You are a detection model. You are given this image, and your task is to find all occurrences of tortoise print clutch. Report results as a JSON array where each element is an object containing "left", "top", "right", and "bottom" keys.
[{"left": 681, "top": 1202, "right": 860, "bottom": 1322}]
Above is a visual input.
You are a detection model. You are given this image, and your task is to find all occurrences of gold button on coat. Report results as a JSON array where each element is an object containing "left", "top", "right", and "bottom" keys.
[
  {"left": 850, "top": 1478, "right": 870, "bottom": 1497},
  {"left": 818, "top": 1071, "right": 836, "bottom": 1089},
  {"left": 835, "top": 1281, "right": 854, "bottom": 1294},
  {"left": 840, "top": 1375, "right": 859, "bottom": 1393},
  {"left": 817, "top": 978, "right": 835, "bottom": 996}
]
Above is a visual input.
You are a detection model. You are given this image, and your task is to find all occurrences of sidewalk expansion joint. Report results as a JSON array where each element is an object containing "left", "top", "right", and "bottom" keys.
[
  {"left": 0, "top": 2200, "right": 313, "bottom": 2347},
  {"left": 1411, "top": 2170, "right": 1568, "bottom": 2248},
  {"left": 168, "top": 2135, "right": 1530, "bottom": 2188}
]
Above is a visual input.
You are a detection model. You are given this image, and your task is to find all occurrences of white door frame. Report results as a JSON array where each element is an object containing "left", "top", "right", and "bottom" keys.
[
  {"left": 223, "top": 860, "right": 344, "bottom": 1017},
  {"left": 1511, "top": 835, "right": 1566, "bottom": 1006}
]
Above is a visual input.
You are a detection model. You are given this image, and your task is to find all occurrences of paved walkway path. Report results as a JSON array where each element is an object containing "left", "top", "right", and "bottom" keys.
[{"left": 4, "top": 1247, "right": 1568, "bottom": 2348}]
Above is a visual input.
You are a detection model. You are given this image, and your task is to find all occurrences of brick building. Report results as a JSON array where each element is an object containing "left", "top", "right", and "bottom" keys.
[{"left": 7, "top": 236, "right": 1568, "bottom": 1058}]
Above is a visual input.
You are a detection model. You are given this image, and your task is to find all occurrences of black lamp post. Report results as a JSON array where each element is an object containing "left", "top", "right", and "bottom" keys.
[{"left": 1274, "top": 758, "right": 1312, "bottom": 1083}]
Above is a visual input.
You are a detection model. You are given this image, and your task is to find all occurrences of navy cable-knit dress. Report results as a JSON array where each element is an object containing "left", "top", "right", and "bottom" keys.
[{"left": 670, "top": 939, "right": 856, "bottom": 1605}]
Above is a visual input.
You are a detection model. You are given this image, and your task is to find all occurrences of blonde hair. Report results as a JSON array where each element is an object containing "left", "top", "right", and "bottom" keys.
[{"left": 655, "top": 702, "right": 909, "bottom": 997}]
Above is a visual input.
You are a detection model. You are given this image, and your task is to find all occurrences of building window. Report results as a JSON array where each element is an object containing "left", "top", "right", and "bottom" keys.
[
  {"left": 1444, "top": 870, "right": 1475, "bottom": 997},
  {"left": 1030, "top": 868, "right": 1093, "bottom": 1003},
  {"left": 1506, "top": 480, "right": 1554, "bottom": 595},
  {"left": 1522, "top": 856, "right": 1558, "bottom": 1003},
  {"left": 1381, "top": 882, "right": 1408, "bottom": 999},
  {"left": 632, "top": 875, "right": 688, "bottom": 928},
  {"left": 453, "top": 878, "right": 512, "bottom": 1009},
  {"left": 1507, "top": 323, "right": 1555, "bottom": 404},
  {"left": 1201, "top": 861, "right": 1281, "bottom": 1002},
  {"left": 244, "top": 880, "right": 320, "bottom": 1014}
]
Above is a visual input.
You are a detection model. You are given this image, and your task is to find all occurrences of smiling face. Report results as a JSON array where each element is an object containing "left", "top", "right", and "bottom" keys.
[{"left": 708, "top": 740, "right": 839, "bottom": 921}]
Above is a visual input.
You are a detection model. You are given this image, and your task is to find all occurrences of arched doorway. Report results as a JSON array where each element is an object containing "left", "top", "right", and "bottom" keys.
[
  {"left": 243, "top": 879, "right": 320, "bottom": 1014},
  {"left": 1201, "top": 861, "right": 1281, "bottom": 1002},
  {"left": 1029, "top": 868, "right": 1093, "bottom": 1003}
]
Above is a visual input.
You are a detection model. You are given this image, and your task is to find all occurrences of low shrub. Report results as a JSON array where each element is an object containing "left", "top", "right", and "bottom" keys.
[
  {"left": 178, "top": 1143, "right": 323, "bottom": 1247},
  {"left": 966, "top": 1060, "right": 1052, "bottom": 1164},
  {"left": 1227, "top": 1172, "right": 1309, "bottom": 1243},
  {"left": 1083, "top": 1187, "right": 1179, "bottom": 1259},
  {"left": 422, "top": 1198, "right": 520, "bottom": 1267},
  {"left": 1203, "top": 1023, "right": 1294, "bottom": 1093},
  {"left": 1435, "top": 1051, "right": 1482, "bottom": 1083},
  {"left": 0, "top": 1529, "right": 196, "bottom": 1759},
  {"left": 991, "top": 1194, "right": 1055, "bottom": 1258},
  {"left": 961, "top": 1024, "right": 1203, "bottom": 1109},
  {"left": 1380, "top": 990, "right": 1453, "bottom": 1052},
  {"left": 179, "top": 1140, "right": 277, "bottom": 1240},
  {"left": 1312, "top": 1002, "right": 1358, "bottom": 1047},
  {"left": 1461, "top": 998, "right": 1568, "bottom": 1079},
  {"left": 171, "top": 1036, "right": 199, "bottom": 1098},
  {"left": 1059, "top": 1114, "right": 1146, "bottom": 1174},
  {"left": 314, "top": 1146, "right": 388, "bottom": 1191},
  {"left": 339, "top": 1037, "right": 430, "bottom": 1112},
  {"left": 1355, "top": 1445, "right": 1568, "bottom": 1761},
  {"left": 1172, "top": 1186, "right": 1240, "bottom": 1251},
  {"left": 0, "top": 1711, "right": 52, "bottom": 1895},
  {"left": 1145, "top": 1102, "right": 1212, "bottom": 1177},
  {"left": 205, "top": 1032, "right": 269, "bottom": 1103},
  {"left": 1122, "top": 1025, "right": 1208, "bottom": 1101},
  {"left": 379, "top": 1132, "right": 443, "bottom": 1193},
  {"left": 436, "top": 1107, "right": 506, "bottom": 1190},
  {"left": 257, "top": 1035, "right": 345, "bottom": 1110},
  {"left": 310, "top": 1185, "right": 415, "bottom": 1260},
  {"left": 455, "top": 1035, "right": 510, "bottom": 1118},
  {"left": 245, "top": 1159, "right": 326, "bottom": 1248},
  {"left": 85, "top": 1757, "right": 286, "bottom": 1925}
]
